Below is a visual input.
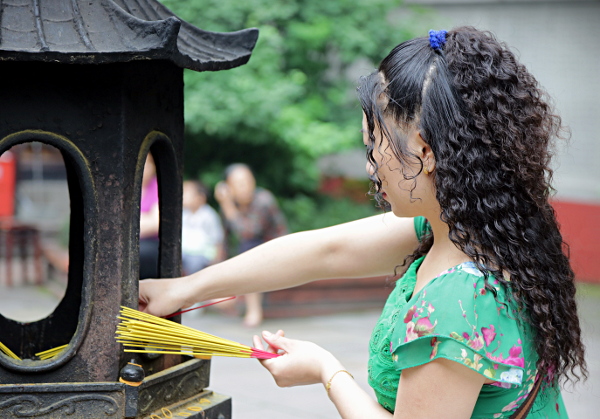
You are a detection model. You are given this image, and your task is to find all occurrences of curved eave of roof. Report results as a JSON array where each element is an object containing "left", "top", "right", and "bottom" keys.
[{"left": 0, "top": 0, "right": 259, "bottom": 72}]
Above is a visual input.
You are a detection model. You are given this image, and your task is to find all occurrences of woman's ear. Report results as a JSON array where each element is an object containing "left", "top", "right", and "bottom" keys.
[{"left": 416, "top": 132, "right": 436, "bottom": 172}]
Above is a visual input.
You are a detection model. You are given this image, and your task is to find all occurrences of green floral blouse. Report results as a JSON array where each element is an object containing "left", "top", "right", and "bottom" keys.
[{"left": 367, "top": 217, "right": 568, "bottom": 418}]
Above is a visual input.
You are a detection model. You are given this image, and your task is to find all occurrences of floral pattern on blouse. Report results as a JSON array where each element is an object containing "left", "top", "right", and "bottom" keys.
[
  {"left": 389, "top": 262, "right": 526, "bottom": 388},
  {"left": 367, "top": 217, "right": 567, "bottom": 418}
]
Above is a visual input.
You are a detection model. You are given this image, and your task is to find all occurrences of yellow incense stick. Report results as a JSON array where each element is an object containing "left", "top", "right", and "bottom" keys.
[
  {"left": 35, "top": 344, "right": 68, "bottom": 360},
  {"left": 116, "top": 306, "right": 279, "bottom": 360},
  {"left": 0, "top": 341, "right": 21, "bottom": 360}
]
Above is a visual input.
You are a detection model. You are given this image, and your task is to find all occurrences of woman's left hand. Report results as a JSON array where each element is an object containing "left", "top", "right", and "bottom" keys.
[{"left": 253, "top": 330, "right": 344, "bottom": 388}]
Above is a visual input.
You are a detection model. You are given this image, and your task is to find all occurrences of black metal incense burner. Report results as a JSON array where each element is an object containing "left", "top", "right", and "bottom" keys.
[{"left": 0, "top": 1, "right": 257, "bottom": 418}]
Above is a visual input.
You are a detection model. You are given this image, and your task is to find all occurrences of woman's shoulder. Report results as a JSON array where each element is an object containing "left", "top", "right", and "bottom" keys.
[
  {"left": 390, "top": 261, "right": 531, "bottom": 389},
  {"left": 253, "top": 187, "right": 278, "bottom": 207},
  {"left": 407, "top": 261, "right": 516, "bottom": 345},
  {"left": 424, "top": 261, "right": 509, "bottom": 301}
]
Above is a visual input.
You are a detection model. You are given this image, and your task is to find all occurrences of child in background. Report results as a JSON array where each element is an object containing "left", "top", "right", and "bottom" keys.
[{"left": 181, "top": 180, "right": 224, "bottom": 275}]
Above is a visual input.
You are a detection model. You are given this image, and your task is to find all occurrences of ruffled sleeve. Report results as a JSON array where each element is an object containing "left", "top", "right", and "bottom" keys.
[{"left": 390, "top": 263, "right": 528, "bottom": 388}]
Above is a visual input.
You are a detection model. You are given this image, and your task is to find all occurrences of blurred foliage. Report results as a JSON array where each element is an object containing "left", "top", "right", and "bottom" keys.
[
  {"left": 161, "top": 0, "right": 432, "bottom": 230},
  {"left": 280, "top": 194, "right": 381, "bottom": 233}
]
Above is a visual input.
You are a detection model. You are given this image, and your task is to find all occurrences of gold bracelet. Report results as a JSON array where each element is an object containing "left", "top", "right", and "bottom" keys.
[{"left": 325, "top": 369, "right": 354, "bottom": 398}]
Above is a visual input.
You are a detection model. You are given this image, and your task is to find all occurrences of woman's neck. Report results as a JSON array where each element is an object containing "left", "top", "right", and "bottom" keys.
[{"left": 421, "top": 214, "right": 473, "bottom": 274}]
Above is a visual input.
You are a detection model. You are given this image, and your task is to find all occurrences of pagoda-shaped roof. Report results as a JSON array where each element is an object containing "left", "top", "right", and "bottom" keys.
[{"left": 0, "top": 0, "right": 258, "bottom": 72}]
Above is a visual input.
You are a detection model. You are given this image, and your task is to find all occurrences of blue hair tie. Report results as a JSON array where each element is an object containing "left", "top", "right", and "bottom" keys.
[{"left": 429, "top": 29, "right": 447, "bottom": 51}]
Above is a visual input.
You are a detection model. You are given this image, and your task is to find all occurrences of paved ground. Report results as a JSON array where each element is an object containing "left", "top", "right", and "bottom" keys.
[{"left": 0, "top": 282, "right": 598, "bottom": 418}]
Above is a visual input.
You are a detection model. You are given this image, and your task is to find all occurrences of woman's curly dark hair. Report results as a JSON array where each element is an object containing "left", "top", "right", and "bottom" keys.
[{"left": 358, "top": 26, "right": 586, "bottom": 384}]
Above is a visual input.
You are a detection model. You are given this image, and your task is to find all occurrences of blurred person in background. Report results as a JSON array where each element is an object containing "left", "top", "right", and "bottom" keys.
[
  {"left": 139, "top": 154, "right": 159, "bottom": 279},
  {"left": 215, "top": 163, "right": 288, "bottom": 327},
  {"left": 181, "top": 180, "right": 224, "bottom": 274}
]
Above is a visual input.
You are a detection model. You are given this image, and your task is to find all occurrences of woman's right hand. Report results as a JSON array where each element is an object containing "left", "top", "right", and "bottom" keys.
[
  {"left": 253, "top": 330, "right": 344, "bottom": 388},
  {"left": 139, "top": 277, "right": 191, "bottom": 317}
]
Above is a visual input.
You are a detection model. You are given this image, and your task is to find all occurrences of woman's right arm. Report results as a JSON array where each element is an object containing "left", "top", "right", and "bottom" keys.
[{"left": 140, "top": 213, "right": 418, "bottom": 316}]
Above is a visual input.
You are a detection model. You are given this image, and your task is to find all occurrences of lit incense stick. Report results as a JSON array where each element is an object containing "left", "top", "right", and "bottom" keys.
[{"left": 163, "top": 296, "right": 236, "bottom": 318}]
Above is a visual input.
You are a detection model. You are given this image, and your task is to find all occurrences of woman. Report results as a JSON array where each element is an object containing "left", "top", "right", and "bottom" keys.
[{"left": 139, "top": 27, "right": 586, "bottom": 418}]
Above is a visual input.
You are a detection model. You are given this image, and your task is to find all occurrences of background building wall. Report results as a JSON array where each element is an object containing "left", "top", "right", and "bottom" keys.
[{"left": 407, "top": 0, "right": 600, "bottom": 202}]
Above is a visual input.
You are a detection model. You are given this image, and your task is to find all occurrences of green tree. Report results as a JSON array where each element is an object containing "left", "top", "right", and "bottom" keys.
[
  {"left": 161, "top": 1, "right": 437, "bottom": 232},
  {"left": 162, "top": 0, "right": 431, "bottom": 198}
]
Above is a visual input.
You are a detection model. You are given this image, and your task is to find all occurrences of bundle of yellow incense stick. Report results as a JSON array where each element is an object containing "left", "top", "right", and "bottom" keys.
[
  {"left": 116, "top": 306, "right": 280, "bottom": 360},
  {"left": 35, "top": 344, "right": 68, "bottom": 360}
]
